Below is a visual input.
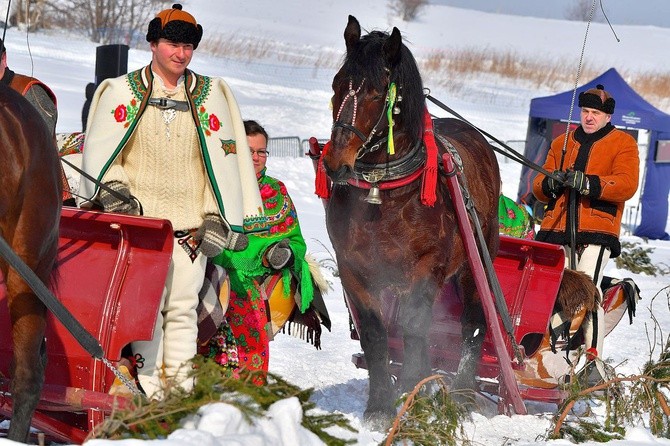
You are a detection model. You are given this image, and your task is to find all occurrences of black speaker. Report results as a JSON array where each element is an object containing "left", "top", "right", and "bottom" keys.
[{"left": 95, "top": 44, "right": 129, "bottom": 85}]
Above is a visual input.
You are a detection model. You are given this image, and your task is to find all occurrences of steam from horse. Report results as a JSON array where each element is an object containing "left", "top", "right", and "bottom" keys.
[
  {"left": 0, "top": 84, "right": 62, "bottom": 442},
  {"left": 322, "top": 16, "right": 500, "bottom": 426}
]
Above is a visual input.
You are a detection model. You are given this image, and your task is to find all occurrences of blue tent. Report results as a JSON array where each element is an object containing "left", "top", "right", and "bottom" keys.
[{"left": 517, "top": 68, "right": 670, "bottom": 240}]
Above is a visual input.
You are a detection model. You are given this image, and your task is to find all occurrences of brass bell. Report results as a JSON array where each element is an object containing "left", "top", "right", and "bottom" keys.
[{"left": 365, "top": 184, "right": 382, "bottom": 205}]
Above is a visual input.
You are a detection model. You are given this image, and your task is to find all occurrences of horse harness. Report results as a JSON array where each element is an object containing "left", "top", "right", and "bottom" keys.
[{"left": 332, "top": 77, "right": 399, "bottom": 160}]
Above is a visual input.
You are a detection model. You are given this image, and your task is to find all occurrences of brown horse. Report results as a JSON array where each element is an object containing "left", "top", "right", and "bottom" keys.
[
  {"left": 322, "top": 16, "right": 500, "bottom": 425},
  {"left": 0, "top": 84, "right": 61, "bottom": 442}
]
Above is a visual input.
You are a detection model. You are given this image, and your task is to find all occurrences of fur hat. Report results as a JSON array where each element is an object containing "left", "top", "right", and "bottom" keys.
[
  {"left": 578, "top": 84, "right": 615, "bottom": 114},
  {"left": 146, "top": 3, "right": 203, "bottom": 49}
]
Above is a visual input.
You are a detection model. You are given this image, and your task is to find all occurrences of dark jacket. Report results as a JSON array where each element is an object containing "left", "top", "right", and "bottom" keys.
[{"left": 2, "top": 68, "right": 58, "bottom": 134}]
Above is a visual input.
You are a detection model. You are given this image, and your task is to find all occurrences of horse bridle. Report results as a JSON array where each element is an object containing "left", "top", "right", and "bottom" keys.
[{"left": 332, "top": 78, "right": 392, "bottom": 159}]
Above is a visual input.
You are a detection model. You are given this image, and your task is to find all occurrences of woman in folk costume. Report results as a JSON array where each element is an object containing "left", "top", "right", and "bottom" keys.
[
  {"left": 78, "top": 4, "right": 264, "bottom": 398},
  {"left": 204, "top": 120, "right": 330, "bottom": 383},
  {"left": 498, "top": 193, "right": 535, "bottom": 240}
]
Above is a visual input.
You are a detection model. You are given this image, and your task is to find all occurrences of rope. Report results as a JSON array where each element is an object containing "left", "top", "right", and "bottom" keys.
[
  {"left": 561, "top": 0, "right": 597, "bottom": 159},
  {"left": 425, "top": 93, "right": 563, "bottom": 183},
  {"left": 563, "top": 0, "right": 596, "bottom": 270},
  {"left": 1, "top": 0, "right": 10, "bottom": 44}
]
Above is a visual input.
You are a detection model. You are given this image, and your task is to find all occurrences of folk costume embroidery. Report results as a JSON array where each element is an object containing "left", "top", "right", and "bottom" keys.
[
  {"left": 79, "top": 64, "right": 264, "bottom": 232},
  {"left": 206, "top": 169, "right": 315, "bottom": 381},
  {"left": 498, "top": 195, "right": 535, "bottom": 240}
]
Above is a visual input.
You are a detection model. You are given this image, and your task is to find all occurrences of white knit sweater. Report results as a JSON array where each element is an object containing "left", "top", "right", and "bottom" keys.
[
  {"left": 80, "top": 65, "right": 264, "bottom": 232},
  {"left": 103, "top": 76, "right": 218, "bottom": 230}
]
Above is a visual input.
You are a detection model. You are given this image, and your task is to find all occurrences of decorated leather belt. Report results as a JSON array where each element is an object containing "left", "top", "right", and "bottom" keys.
[{"left": 147, "top": 97, "right": 189, "bottom": 111}]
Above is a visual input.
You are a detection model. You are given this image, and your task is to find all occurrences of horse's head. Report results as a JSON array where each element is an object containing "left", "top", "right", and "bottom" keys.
[{"left": 326, "top": 15, "right": 425, "bottom": 183}]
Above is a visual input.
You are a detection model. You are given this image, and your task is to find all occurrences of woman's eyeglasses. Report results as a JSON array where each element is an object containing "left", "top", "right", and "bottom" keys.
[{"left": 250, "top": 149, "right": 269, "bottom": 157}]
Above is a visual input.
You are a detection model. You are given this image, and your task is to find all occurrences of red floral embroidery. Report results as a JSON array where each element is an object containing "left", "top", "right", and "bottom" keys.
[
  {"left": 260, "top": 184, "right": 276, "bottom": 200},
  {"left": 114, "top": 105, "right": 127, "bottom": 122},
  {"left": 244, "top": 311, "right": 260, "bottom": 328},
  {"left": 209, "top": 114, "right": 220, "bottom": 131}
]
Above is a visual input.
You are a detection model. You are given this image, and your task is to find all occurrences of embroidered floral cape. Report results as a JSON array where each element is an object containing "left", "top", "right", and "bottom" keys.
[
  {"left": 79, "top": 64, "right": 264, "bottom": 231},
  {"left": 213, "top": 169, "right": 313, "bottom": 312}
]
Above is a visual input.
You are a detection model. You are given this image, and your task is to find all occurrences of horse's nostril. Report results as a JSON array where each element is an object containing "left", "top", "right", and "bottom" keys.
[{"left": 326, "top": 165, "right": 352, "bottom": 183}]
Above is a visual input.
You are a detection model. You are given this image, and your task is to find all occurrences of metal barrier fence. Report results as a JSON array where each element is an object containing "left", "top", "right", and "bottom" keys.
[
  {"left": 266, "top": 137, "right": 330, "bottom": 157},
  {"left": 267, "top": 136, "right": 302, "bottom": 158}
]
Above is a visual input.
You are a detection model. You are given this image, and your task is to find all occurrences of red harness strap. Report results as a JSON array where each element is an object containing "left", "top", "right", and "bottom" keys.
[
  {"left": 420, "top": 108, "right": 438, "bottom": 207},
  {"left": 314, "top": 141, "right": 331, "bottom": 199},
  {"left": 315, "top": 108, "right": 439, "bottom": 205}
]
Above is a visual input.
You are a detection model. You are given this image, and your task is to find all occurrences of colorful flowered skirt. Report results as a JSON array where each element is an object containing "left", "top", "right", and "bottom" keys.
[{"left": 204, "top": 289, "right": 270, "bottom": 385}]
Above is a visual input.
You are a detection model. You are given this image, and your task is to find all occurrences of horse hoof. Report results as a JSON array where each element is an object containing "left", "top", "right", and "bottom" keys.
[
  {"left": 363, "top": 408, "right": 396, "bottom": 432},
  {"left": 448, "top": 375, "right": 480, "bottom": 410},
  {"left": 449, "top": 387, "right": 478, "bottom": 411}
]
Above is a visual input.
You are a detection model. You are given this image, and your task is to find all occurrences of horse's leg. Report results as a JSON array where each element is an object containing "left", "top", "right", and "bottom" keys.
[
  {"left": 7, "top": 286, "right": 47, "bottom": 443},
  {"left": 397, "top": 277, "right": 438, "bottom": 393},
  {"left": 451, "top": 272, "right": 486, "bottom": 397},
  {"left": 355, "top": 298, "right": 396, "bottom": 425},
  {"left": 5, "top": 211, "right": 55, "bottom": 442}
]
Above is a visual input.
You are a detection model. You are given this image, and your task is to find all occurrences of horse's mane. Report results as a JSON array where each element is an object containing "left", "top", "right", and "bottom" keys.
[{"left": 341, "top": 30, "right": 425, "bottom": 141}]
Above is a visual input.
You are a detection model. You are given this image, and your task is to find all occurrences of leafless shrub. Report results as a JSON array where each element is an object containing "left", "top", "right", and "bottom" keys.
[
  {"left": 388, "top": 0, "right": 428, "bottom": 22},
  {"left": 200, "top": 34, "right": 342, "bottom": 69},
  {"left": 564, "top": 0, "right": 603, "bottom": 23},
  {"left": 41, "top": 0, "right": 170, "bottom": 46},
  {"left": 416, "top": 47, "right": 670, "bottom": 111},
  {"left": 10, "top": 0, "right": 49, "bottom": 31}
]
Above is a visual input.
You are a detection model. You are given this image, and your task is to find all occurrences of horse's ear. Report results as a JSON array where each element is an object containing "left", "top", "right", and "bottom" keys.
[
  {"left": 344, "top": 15, "right": 361, "bottom": 51},
  {"left": 383, "top": 27, "right": 402, "bottom": 67}
]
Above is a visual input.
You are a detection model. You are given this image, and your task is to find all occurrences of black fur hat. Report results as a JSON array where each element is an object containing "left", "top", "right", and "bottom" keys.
[
  {"left": 146, "top": 4, "right": 203, "bottom": 49},
  {"left": 578, "top": 84, "right": 615, "bottom": 114}
]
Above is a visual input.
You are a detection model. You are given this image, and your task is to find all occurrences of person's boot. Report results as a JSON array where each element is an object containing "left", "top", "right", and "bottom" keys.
[{"left": 578, "top": 357, "right": 607, "bottom": 388}]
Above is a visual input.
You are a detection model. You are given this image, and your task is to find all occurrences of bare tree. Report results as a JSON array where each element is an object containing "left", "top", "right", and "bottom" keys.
[
  {"left": 36, "top": 0, "right": 169, "bottom": 46},
  {"left": 10, "top": 0, "right": 49, "bottom": 31},
  {"left": 565, "top": 0, "right": 603, "bottom": 23},
  {"left": 388, "top": 0, "right": 428, "bottom": 22}
]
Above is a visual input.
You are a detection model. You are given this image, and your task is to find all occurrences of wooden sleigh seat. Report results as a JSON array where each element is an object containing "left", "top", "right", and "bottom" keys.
[{"left": 0, "top": 208, "right": 173, "bottom": 443}]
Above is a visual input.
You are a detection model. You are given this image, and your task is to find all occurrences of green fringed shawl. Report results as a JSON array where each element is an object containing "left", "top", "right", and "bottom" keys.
[{"left": 213, "top": 170, "right": 313, "bottom": 312}]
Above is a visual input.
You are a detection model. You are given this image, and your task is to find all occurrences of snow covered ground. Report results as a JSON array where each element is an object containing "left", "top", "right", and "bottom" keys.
[{"left": 1, "top": 1, "right": 669, "bottom": 444}]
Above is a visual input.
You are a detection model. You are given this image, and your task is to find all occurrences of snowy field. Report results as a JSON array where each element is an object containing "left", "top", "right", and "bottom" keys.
[{"left": 1, "top": 0, "right": 670, "bottom": 444}]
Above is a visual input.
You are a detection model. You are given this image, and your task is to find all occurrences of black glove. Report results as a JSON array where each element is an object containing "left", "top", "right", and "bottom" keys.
[
  {"left": 98, "top": 181, "right": 140, "bottom": 215},
  {"left": 195, "top": 214, "right": 248, "bottom": 257},
  {"left": 565, "top": 170, "right": 589, "bottom": 195},
  {"left": 265, "top": 239, "right": 293, "bottom": 270},
  {"left": 543, "top": 170, "right": 566, "bottom": 197}
]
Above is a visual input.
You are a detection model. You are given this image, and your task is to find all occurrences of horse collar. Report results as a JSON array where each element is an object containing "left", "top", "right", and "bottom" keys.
[{"left": 348, "top": 141, "right": 426, "bottom": 190}]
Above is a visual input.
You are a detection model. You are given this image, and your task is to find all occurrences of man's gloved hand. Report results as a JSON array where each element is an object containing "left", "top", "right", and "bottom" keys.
[
  {"left": 195, "top": 214, "right": 249, "bottom": 257},
  {"left": 543, "top": 170, "right": 566, "bottom": 197},
  {"left": 565, "top": 170, "right": 589, "bottom": 195},
  {"left": 98, "top": 181, "right": 140, "bottom": 215},
  {"left": 265, "top": 239, "right": 293, "bottom": 270}
]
